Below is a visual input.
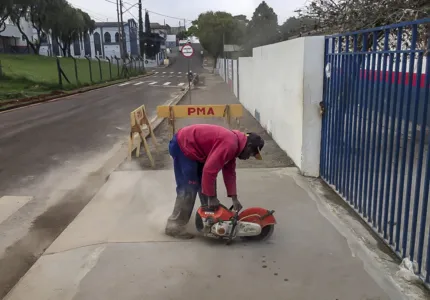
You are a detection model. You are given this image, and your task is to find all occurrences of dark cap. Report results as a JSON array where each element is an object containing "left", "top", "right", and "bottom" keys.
[{"left": 246, "top": 133, "right": 264, "bottom": 160}]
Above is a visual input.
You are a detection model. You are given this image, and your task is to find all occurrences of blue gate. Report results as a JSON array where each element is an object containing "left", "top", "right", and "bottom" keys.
[{"left": 320, "top": 19, "right": 430, "bottom": 286}]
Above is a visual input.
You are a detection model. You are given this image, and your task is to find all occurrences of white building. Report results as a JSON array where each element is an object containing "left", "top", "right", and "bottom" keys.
[{"left": 0, "top": 17, "right": 34, "bottom": 53}]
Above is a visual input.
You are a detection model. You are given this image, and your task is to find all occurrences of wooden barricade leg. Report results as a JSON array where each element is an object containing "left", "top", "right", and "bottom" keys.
[
  {"left": 223, "top": 104, "right": 232, "bottom": 128},
  {"left": 139, "top": 131, "right": 155, "bottom": 168},
  {"left": 142, "top": 106, "right": 159, "bottom": 152},
  {"left": 136, "top": 133, "right": 141, "bottom": 158},
  {"left": 168, "top": 106, "right": 176, "bottom": 138},
  {"left": 128, "top": 132, "right": 134, "bottom": 160}
]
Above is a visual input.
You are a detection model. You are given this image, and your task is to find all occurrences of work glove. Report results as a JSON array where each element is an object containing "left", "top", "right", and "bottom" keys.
[
  {"left": 231, "top": 196, "right": 243, "bottom": 212},
  {"left": 208, "top": 196, "right": 220, "bottom": 208}
]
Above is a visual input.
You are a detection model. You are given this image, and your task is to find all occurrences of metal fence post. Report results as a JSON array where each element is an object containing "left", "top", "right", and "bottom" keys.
[
  {"left": 85, "top": 56, "right": 93, "bottom": 83},
  {"left": 0, "top": 59, "right": 3, "bottom": 77},
  {"left": 71, "top": 56, "right": 79, "bottom": 84},
  {"left": 114, "top": 56, "right": 120, "bottom": 78},
  {"left": 56, "top": 57, "right": 63, "bottom": 88},
  {"left": 95, "top": 56, "right": 102, "bottom": 81},
  {"left": 106, "top": 57, "right": 112, "bottom": 80}
]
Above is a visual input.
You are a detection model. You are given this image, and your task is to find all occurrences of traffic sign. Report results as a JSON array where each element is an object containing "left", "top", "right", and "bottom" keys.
[{"left": 181, "top": 44, "right": 194, "bottom": 58}]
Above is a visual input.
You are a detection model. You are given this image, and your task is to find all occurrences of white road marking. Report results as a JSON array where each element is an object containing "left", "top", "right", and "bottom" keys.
[
  {"left": 149, "top": 82, "right": 157, "bottom": 85},
  {"left": 178, "top": 72, "right": 182, "bottom": 74},
  {"left": 134, "top": 82, "right": 145, "bottom": 85},
  {"left": 154, "top": 72, "right": 159, "bottom": 74},
  {"left": 163, "top": 82, "right": 171, "bottom": 86},
  {"left": 163, "top": 72, "right": 166, "bottom": 74},
  {"left": 118, "top": 82, "right": 131, "bottom": 86},
  {"left": 178, "top": 83, "right": 185, "bottom": 86},
  {"left": 170, "top": 72, "right": 174, "bottom": 74}
]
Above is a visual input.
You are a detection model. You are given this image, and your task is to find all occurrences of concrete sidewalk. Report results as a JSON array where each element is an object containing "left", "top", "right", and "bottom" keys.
[{"left": 4, "top": 71, "right": 421, "bottom": 300}]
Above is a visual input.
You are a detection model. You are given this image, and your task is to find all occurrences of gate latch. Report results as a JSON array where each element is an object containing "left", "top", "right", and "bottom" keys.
[{"left": 319, "top": 101, "right": 325, "bottom": 116}]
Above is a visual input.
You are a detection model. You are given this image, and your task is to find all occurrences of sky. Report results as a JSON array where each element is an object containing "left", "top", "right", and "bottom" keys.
[{"left": 67, "top": 0, "right": 308, "bottom": 28}]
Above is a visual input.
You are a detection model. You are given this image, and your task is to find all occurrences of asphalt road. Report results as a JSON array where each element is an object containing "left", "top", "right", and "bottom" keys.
[{"left": 0, "top": 53, "right": 204, "bottom": 298}]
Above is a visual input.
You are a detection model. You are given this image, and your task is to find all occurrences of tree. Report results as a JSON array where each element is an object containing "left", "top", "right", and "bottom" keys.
[
  {"left": 48, "top": 3, "right": 95, "bottom": 56},
  {"left": 0, "top": 0, "right": 12, "bottom": 33},
  {"left": 243, "top": 1, "right": 279, "bottom": 54},
  {"left": 191, "top": 11, "right": 244, "bottom": 66},
  {"left": 279, "top": 16, "right": 318, "bottom": 41},
  {"left": 176, "top": 30, "right": 188, "bottom": 40},
  {"left": 142, "top": 10, "right": 161, "bottom": 58},
  {"left": 297, "top": 0, "right": 429, "bottom": 34}
]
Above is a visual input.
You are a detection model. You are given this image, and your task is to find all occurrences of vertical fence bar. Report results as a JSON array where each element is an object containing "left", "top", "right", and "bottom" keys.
[
  {"left": 374, "top": 30, "right": 390, "bottom": 232},
  {"left": 95, "top": 56, "right": 102, "bottom": 81},
  {"left": 400, "top": 25, "right": 418, "bottom": 257},
  {"left": 370, "top": 31, "right": 384, "bottom": 225},
  {"left": 106, "top": 57, "right": 112, "bottom": 80},
  {"left": 388, "top": 28, "right": 404, "bottom": 244},
  {"left": 417, "top": 36, "right": 430, "bottom": 276},
  {"left": 347, "top": 34, "right": 360, "bottom": 205},
  {"left": 327, "top": 38, "right": 337, "bottom": 183},
  {"left": 320, "top": 38, "right": 330, "bottom": 179},
  {"left": 381, "top": 49, "right": 395, "bottom": 239},
  {"left": 339, "top": 36, "right": 351, "bottom": 197},
  {"left": 330, "top": 37, "right": 343, "bottom": 184},
  {"left": 72, "top": 56, "right": 79, "bottom": 84},
  {"left": 334, "top": 37, "right": 345, "bottom": 190},
  {"left": 343, "top": 36, "right": 355, "bottom": 202},
  {"left": 407, "top": 50, "right": 424, "bottom": 260},
  {"left": 363, "top": 33, "right": 378, "bottom": 223},
  {"left": 356, "top": 33, "right": 369, "bottom": 214},
  {"left": 394, "top": 50, "right": 409, "bottom": 253},
  {"left": 325, "top": 38, "right": 335, "bottom": 182},
  {"left": 85, "top": 56, "right": 93, "bottom": 83},
  {"left": 56, "top": 57, "right": 63, "bottom": 88}
]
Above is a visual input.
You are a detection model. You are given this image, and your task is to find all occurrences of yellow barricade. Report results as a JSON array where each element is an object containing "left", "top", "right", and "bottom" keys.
[
  {"left": 129, "top": 105, "right": 159, "bottom": 167},
  {"left": 156, "top": 104, "right": 243, "bottom": 135}
]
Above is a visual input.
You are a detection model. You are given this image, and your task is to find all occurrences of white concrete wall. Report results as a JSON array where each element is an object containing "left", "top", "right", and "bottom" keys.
[{"left": 238, "top": 37, "right": 325, "bottom": 177}]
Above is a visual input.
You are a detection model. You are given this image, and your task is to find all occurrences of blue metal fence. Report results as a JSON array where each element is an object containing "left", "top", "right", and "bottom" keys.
[{"left": 320, "top": 18, "right": 430, "bottom": 286}]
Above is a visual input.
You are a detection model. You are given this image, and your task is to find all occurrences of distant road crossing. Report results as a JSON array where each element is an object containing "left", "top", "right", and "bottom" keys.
[{"left": 118, "top": 71, "right": 189, "bottom": 88}]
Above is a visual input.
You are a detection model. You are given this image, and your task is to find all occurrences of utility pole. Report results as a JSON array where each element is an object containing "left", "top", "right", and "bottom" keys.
[
  {"left": 223, "top": 31, "right": 226, "bottom": 81},
  {"left": 183, "top": 19, "right": 186, "bottom": 31},
  {"left": 138, "top": 0, "right": 143, "bottom": 56},
  {"left": 119, "top": 0, "right": 126, "bottom": 60},
  {"left": 116, "top": 0, "right": 123, "bottom": 58}
]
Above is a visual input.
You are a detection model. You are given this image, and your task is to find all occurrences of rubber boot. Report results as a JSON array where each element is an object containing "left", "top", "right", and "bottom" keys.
[{"left": 165, "top": 190, "right": 196, "bottom": 239}]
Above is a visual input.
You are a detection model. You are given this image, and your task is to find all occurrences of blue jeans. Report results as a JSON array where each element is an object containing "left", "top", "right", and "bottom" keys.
[
  {"left": 166, "top": 135, "right": 214, "bottom": 232},
  {"left": 169, "top": 134, "right": 204, "bottom": 196}
]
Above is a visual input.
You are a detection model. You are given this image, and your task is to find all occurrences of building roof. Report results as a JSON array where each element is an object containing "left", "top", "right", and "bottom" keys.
[
  {"left": 150, "top": 22, "right": 170, "bottom": 29},
  {"left": 95, "top": 22, "right": 124, "bottom": 28},
  {"left": 95, "top": 19, "right": 136, "bottom": 28}
]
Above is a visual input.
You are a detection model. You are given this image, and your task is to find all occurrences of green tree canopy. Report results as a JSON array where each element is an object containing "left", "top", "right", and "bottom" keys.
[
  {"left": 191, "top": 11, "right": 244, "bottom": 61},
  {"left": 243, "top": 1, "right": 279, "bottom": 53}
]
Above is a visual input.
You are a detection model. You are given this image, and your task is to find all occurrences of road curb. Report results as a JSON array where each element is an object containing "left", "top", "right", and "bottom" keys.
[{"left": 0, "top": 71, "right": 154, "bottom": 114}]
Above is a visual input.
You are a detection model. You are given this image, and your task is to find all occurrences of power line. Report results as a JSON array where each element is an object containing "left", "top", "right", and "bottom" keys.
[
  {"left": 102, "top": 0, "right": 193, "bottom": 26},
  {"left": 146, "top": 10, "right": 193, "bottom": 22},
  {"left": 69, "top": 3, "right": 110, "bottom": 21}
]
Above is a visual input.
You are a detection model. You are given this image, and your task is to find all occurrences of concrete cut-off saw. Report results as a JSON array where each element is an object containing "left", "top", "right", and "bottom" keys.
[{"left": 195, "top": 203, "right": 276, "bottom": 245}]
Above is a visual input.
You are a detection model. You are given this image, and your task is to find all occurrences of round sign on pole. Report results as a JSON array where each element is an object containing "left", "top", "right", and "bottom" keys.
[{"left": 181, "top": 44, "right": 194, "bottom": 58}]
